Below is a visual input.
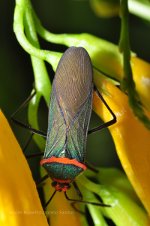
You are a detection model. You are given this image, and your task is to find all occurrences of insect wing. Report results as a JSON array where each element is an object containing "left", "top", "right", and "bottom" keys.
[
  {"left": 44, "top": 85, "right": 93, "bottom": 162},
  {"left": 66, "top": 90, "right": 93, "bottom": 162},
  {"left": 44, "top": 47, "right": 93, "bottom": 163},
  {"left": 44, "top": 86, "right": 67, "bottom": 159}
]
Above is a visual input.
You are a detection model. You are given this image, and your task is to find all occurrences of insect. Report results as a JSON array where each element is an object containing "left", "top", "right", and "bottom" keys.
[
  {"left": 11, "top": 46, "right": 116, "bottom": 207},
  {"left": 40, "top": 47, "right": 93, "bottom": 192}
]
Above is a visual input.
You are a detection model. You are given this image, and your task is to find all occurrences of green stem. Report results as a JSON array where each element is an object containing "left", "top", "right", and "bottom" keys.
[
  {"left": 119, "top": 0, "right": 150, "bottom": 129},
  {"left": 33, "top": 10, "right": 73, "bottom": 45},
  {"left": 28, "top": 91, "right": 45, "bottom": 150},
  {"left": 33, "top": 12, "right": 123, "bottom": 81},
  {"left": 77, "top": 174, "right": 111, "bottom": 201},
  {"left": 88, "top": 204, "right": 107, "bottom": 226},
  {"left": 77, "top": 173, "right": 148, "bottom": 226},
  {"left": 24, "top": 0, "right": 51, "bottom": 105},
  {"left": 13, "top": 0, "right": 61, "bottom": 71},
  {"left": 82, "top": 187, "right": 108, "bottom": 226},
  {"left": 13, "top": 0, "right": 52, "bottom": 148},
  {"left": 129, "top": 0, "right": 150, "bottom": 21}
]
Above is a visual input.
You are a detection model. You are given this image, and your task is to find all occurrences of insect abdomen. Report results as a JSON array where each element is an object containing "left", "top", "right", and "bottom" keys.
[{"left": 41, "top": 157, "right": 86, "bottom": 181}]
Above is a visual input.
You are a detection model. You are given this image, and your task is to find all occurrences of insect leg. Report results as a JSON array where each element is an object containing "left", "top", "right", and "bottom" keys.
[
  {"left": 85, "top": 161, "right": 98, "bottom": 173},
  {"left": 71, "top": 202, "right": 85, "bottom": 215},
  {"left": 26, "top": 152, "right": 44, "bottom": 159},
  {"left": 64, "top": 191, "right": 110, "bottom": 207},
  {"left": 11, "top": 91, "right": 47, "bottom": 137},
  {"left": 70, "top": 182, "right": 85, "bottom": 214},
  {"left": 88, "top": 86, "right": 116, "bottom": 134},
  {"left": 12, "top": 118, "right": 47, "bottom": 137},
  {"left": 36, "top": 174, "right": 49, "bottom": 187},
  {"left": 23, "top": 132, "right": 34, "bottom": 153},
  {"left": 73, "top": 181, "right": 83, "bottom": 200}
]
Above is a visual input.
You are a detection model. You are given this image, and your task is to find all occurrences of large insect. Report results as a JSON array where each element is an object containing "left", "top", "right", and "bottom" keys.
[
  {"left": 11, "top": 46, "right": 116, "bottom": 206},
  {"left": 40, "top": 47, "right": 93, "bottom": 193}
]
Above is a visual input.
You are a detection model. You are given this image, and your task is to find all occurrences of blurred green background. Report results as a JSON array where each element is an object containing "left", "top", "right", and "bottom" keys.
[{"left": 0, "top": 0, "right": 150, "bottom": 169}]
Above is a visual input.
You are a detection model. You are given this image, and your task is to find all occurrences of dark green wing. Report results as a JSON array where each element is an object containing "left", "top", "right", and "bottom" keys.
[{"left": 44, "top": 86, "right": 93, "bottom": 162}]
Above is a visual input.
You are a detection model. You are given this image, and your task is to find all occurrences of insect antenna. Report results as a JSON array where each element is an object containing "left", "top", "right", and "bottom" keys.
[
  {"left": 11, "top": 91, "right": 36, "bottom": 119},
  {"left": 64, "top": 192, "right": 111, "bottom": 207},
  {"left": 44, "top": 190, "right": 57, "bottom": 209},
  {"left": 11, "top": 90, "right": 47, "bottom": 137}
]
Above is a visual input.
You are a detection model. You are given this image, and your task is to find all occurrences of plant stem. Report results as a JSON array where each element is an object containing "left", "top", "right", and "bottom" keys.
[
  {"left": 119, "top": 0, "right": 150, "bottom": 129},
  {"left": 13, "top": 0, "right": 61, "bottom": 71},
  {"left": 14, "top": 0, "right": 51, "bottom": 148},
  {"left": 24, "top": 0, "right": 51, "bottom": 105},
  {"left": 129, "top": 0, "right": 150, "bottom": 21}
]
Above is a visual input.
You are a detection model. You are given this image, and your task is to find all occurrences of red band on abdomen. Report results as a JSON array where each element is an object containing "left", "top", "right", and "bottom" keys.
[
  {"left": 40, "top": 156, "right": 86, "bottom": 170},
  {"left": 53, "top": 178, "right": 72, "bottom": 183}
]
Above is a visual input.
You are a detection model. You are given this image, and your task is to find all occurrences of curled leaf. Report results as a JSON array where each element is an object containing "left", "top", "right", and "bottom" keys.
[
  {"left": 0, "top": 110, "right": 48, "bottom": 226},
  {"left": 93, "top": 74, "right": 150, "bottom": 216}
]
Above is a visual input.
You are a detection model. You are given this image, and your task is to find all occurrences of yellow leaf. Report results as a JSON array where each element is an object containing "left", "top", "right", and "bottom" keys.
[
  {"left": 42, "top": 175, "right": 83, "bottom": 226},
  {"left": 131, "top": 57, "right": 150, "bottom": 111},
  {"left": 0, "top": 110, "right": 48, "bottom": 226},
  {"left": 93, "top": 76, "right": 150, "bottom": 216}
]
